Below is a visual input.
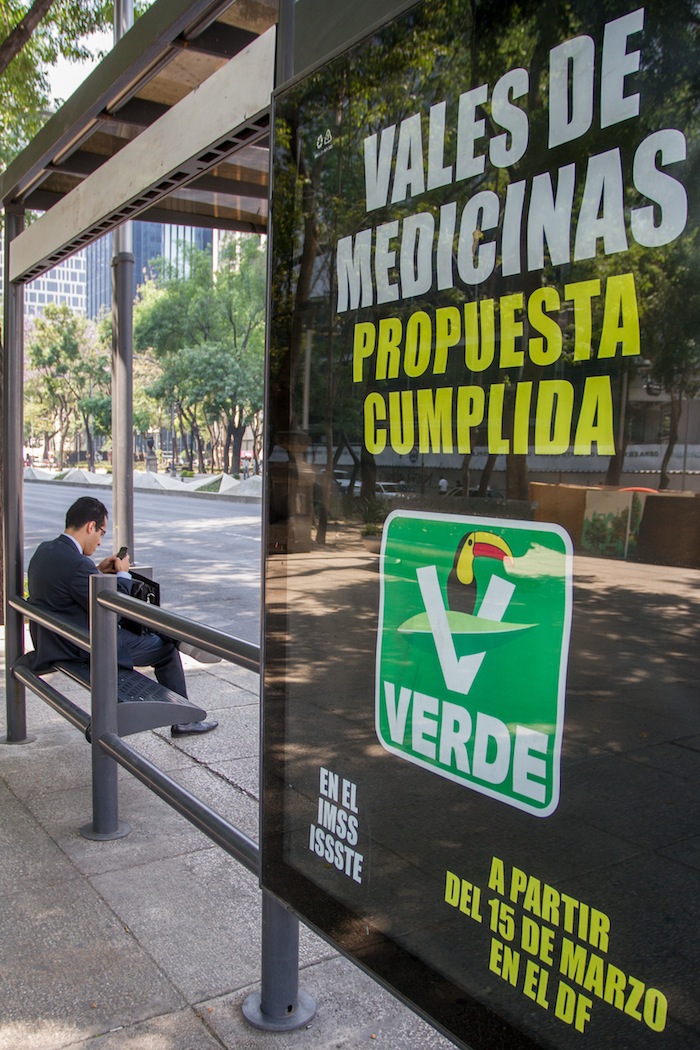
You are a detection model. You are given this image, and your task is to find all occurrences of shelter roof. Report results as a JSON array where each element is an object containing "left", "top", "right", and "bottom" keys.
[{"left": 0, "top": 0, "right": 278, "bottom": 281}]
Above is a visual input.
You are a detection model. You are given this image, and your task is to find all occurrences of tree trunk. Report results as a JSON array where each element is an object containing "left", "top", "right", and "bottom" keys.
[
  {"left": 604, "top": 446, "right": 626, "bottom": 487},
  {"left": 193, "top": 423, "right": 206, "bottom": 473},
  {"left": 223, "top": 421, "right": 233, "bottom": 474},
  {"left": 0, "top": 0, "right": 56, "bottom": 77},
  {"left": 658, "top": 395, "right": 681, "bottom": 490},
  {"left": 316, "top": 422, "right": 333, "bottom": 546},
  {"left": 178, "top": 416, "right": 190, "bottom": 469},
  {"left": 477, "top": 453, "right": 498, "bottom": 496},
  {"left": 360, "top": 442, "right": 376, "bottom": 500},
  {"left": 251, "top": 413, "right": 262, "bottom": 473},
  {"left": 506, "top": 455, "right": 529, "bottom": 501},
  {"left": 58, "top": 419, "right": 70, "bottom": 468},
  {"left": 0, "top": 333, "right": 4, "bottom": 624},
  {"left": 460, "top": 453, "right": 472, "bottom": 496},
  {"left": 230, "top": 424, "right": 246, "bottom": 475},
  {"left": 605, "top": 364, "right": 631, "bottom": 486},
  {"left": 207, "top": 425, "right": 218, "bottom": 473},
  {"left": 82, "top": 411, "right": 95, "bottom": 472}
]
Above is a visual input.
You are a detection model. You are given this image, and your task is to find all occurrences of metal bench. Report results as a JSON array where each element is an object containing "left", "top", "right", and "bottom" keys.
[
  {"left": 13, "top": 651, "right": 205, "bottom": 741},
  {"left": 54, "top": 660, "right": 206, "bottom": 737}
]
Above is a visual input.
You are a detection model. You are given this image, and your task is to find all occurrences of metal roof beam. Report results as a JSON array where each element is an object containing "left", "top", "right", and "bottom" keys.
[
  {"left": 48, "top": 151, "right": 114, "bottom": 178},
  {"left": 173, "top": 23, "right": 257, "bottom": 59},
  {"left": 99, "top": 97, "right": 171, "bottom": 129},
  {"left": 189, "top": 172, "right": 267, "bottom": 199},
  {"left": 140, "top": 205, "right": 266, "bottom": 234},
  {"left": 20, "top": 189, "right": 64, "bottom": 211},
  {"left": 45, "top": 155, "right": 269, "bottom": 204}
]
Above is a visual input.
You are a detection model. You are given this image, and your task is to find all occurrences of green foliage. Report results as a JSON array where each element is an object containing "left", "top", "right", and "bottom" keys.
[
  {"left": 134, "top": 235, "right": 267, "bottom": 472},
  {"left": 25, "top": 301, "right": 109, "bottom": 467},
  {"left": 79, "top": 392, "right": 111, "bottom": 436},
  {"left": 0, "top": 1, "right": 152, "bottom": 168},
  {"left": 356, "top": 495, "right": 390, "bottom": 525}
]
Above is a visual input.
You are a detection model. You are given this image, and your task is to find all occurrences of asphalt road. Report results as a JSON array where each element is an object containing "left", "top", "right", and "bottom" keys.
[{"left": 23, "top": 483, "right": 262, "bottom": 643}]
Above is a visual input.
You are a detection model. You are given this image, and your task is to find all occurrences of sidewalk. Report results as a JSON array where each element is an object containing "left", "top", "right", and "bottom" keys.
[{"left": 0, "top": 631, "right": 453, "bottom": 1050}]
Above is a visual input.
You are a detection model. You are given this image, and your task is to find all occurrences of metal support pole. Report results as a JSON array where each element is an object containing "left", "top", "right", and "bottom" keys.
[
  {"left": 80, "top": 574, "right": 130, "bottom": 840},
  {"left": 111, "top": 0, "right": 135, "bottom": 559},
  {"left": 242, "top": 891, "right": 316, "bottom": 1031},
  {"left": 111, "top": 242, "right": 135, "bottom": 558},
  {"left": 2, "top": 210, "right": 34, "bottom": 745},
  {"left": 277, "top": 0, "right": 295, "bottom": 85},
  {"left": 250, "top": 19, "right": 310, "bottom": 1008}
]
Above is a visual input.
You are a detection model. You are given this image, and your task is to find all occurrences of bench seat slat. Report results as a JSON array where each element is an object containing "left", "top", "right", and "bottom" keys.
[{"left": 52, "top": 661, "right": 207, "bottom": 735}]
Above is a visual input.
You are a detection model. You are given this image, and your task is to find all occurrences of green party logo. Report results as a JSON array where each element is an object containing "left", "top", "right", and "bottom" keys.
[{"left": 375, "top": 512, "right": 572, "bottom": 816}]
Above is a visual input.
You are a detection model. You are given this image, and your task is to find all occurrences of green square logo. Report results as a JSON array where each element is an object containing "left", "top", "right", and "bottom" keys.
[{"left": 376, "top": 512, "right": 572, "bottom": 816}]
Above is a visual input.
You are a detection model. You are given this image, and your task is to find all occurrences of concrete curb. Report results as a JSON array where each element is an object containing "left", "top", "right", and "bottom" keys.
[{"left": 24, "top": 477, "right": 263, "bottom": 505}]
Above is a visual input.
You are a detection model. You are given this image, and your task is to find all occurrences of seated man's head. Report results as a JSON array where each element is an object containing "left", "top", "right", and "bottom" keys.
[{"left": 65, "top": 496, "right": 109, "bottom": 555}]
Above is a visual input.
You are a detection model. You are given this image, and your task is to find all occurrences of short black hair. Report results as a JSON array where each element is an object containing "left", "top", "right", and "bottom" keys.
[{"left": 65, "top": 496, "right": 108, "bottom": 531}]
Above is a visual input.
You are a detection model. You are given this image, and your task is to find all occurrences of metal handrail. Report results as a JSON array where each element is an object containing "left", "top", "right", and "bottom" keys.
[
  {"left": 9, "top": 591, "right": 260, "bottom": 673},
  {"left": 13, "top": 663, "right": 91, "bottom": 734},
  {"left": 96, "top": 590, "right": 261, "bottom": 672},
  {"left": 8, "top": 594, "right": 90, "bottom": 652},
  {"left": 101, "top": 731, "right": 259, "bottom": 874}
]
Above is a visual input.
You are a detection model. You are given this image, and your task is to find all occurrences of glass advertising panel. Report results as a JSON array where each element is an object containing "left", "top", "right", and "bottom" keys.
[{"left": 263, "top": 1, "right": 700, "bottom": 1047}]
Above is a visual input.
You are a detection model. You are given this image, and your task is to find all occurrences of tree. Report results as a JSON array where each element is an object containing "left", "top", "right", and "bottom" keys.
[
  {"left": 1, "top": 0, "right": 107, "bottom": 165},
  {"left": 0, "top": 0, "right": 60, "bottom": 78},
  {"left": 642, "top": 237, "right": 700, "bottom": 489},
  {"left": 26, "top": 302, "right": 109, "bottom": 468},
  {"left": 134, "top": 236, "right": 267, "bottom": 474}
]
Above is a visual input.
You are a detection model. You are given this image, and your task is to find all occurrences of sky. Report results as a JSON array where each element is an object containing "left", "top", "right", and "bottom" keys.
[{"left": 48, "top": 29, "right": 114, "bottom": 106}]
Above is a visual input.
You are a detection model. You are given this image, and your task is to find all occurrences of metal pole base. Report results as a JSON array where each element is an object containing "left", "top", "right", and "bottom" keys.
[
  {"left": 242, "top": 989, "right": 316, "bottom": 1032},
  {"left": 79, "top": 821, "right": 131, "bottom": 841},
  {"left": 0, "top": 734, "right": 37, "bottom": 745}
]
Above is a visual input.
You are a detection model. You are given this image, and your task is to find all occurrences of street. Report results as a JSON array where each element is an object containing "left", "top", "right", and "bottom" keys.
[{"left": 23, "top": 483, "right": 262, "bottom": 643}]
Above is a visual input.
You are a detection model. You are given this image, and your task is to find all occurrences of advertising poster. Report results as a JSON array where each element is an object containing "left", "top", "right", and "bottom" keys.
[{"left": 263, "top": 1, "right": 700, "bottom": 1047}]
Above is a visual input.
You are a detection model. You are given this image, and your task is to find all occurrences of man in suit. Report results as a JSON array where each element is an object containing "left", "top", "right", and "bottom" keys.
[{"left": 27, "top": 496, "right": 217, "bottom": 736}]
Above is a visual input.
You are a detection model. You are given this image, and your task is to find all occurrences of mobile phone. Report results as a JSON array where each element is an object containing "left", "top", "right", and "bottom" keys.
[{"left": 117, "top": 546, "right": 128, "bottom": 559}]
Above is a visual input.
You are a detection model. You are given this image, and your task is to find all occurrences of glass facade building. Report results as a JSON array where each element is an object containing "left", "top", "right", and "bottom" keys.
[{"left": 84, "top": 222, "right": 214, "bottom": 320}]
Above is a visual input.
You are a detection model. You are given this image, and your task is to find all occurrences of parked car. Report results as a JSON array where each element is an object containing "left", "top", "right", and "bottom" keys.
[
  {"left": 375, "top": 481, "right": 408, "bottom": 499},
  {"left": 334, "top": 470, "right": 361, "bottom": 496}
]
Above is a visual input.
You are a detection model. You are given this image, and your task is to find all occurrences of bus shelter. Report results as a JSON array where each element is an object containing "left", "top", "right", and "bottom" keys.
[{"left": 3, "top": 1, "right": 700, "bottom": 1048}]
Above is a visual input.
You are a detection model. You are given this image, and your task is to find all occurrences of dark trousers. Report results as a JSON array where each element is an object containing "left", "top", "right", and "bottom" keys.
[{"left": 118, "top": 629, "right": 187, "bottom": 697}]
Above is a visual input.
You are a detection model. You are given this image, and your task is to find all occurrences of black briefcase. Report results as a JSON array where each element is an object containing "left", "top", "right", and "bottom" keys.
[{"left": 120, "top": 571, "right": 161, "bottom": 634}]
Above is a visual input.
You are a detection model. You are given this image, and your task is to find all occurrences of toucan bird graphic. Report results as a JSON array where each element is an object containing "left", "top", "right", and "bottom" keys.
[
  {"left": 398, "top": 529, "right": 534, "bottom": 658},
  {"left": 447, "top": 531, "right": 515, "bottom": 615}
]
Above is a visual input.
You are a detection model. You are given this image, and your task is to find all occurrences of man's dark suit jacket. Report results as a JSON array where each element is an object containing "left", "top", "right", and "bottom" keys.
[{"left": 27, "top": 533, "right": 134, "bottom": 672}]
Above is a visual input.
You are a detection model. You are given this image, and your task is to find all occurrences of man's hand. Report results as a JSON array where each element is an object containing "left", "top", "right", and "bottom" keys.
[
  {"left": 114, "top": 551, "right": 131, "bottom": 573},
  {"left": 99, "top": 552, "right": 131, "bottom": 574}
]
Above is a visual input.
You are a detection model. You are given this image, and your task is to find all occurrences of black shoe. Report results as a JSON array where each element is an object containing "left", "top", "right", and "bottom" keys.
[{"left": 171, "top": 719, "right": 218, "bottom": 736}]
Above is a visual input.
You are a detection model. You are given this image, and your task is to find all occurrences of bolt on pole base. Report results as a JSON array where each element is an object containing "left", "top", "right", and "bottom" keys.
[
  {"left": 79, "top": 821, "right": 132, "bottom": 841},
  {"left": 0, "top": 733, "right": 37, "bottom": 745},
  {"left": 242, "top": 989, "right": 316, "bottom": 1032}
]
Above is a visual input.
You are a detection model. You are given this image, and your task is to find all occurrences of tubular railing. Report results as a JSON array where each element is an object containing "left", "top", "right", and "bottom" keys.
[
  {"left": 96, "top": 588, "right": 262, "bottom": 671},
  {"left": 4, "top": 578, "right": 316, "bottom": 1032}
]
